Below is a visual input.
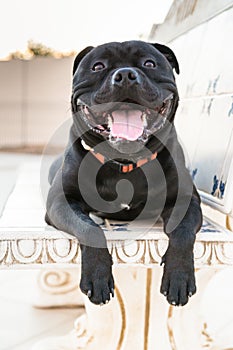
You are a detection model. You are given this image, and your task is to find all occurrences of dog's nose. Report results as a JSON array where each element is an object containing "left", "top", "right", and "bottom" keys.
[{"left": 112, "top": 68, "right": 140, "bottom": 87}]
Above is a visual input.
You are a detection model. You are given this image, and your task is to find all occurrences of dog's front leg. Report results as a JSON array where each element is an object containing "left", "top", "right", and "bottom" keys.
[
  {"left": 160, "top": 195, "right": 202, "bottom": 306},
  {"left": 46, "top": 171, "right": 114, "bottom": 305}
]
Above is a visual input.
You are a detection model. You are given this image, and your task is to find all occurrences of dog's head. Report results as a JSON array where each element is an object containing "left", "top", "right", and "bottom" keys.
[{"left": 71, "top": 40, "right": 179, "bottom": 158}]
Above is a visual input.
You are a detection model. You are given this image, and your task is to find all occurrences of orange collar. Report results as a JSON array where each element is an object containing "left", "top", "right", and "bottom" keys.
[{"left": 81, "top": 140, "right": 157, "bottom": 173}]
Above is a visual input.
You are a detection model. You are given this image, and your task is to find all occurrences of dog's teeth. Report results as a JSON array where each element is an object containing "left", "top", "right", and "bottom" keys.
[
  {"left": 141, "top": 113, "right": 147, "bottom": 127},
  {"left": 81, "top": 139, "right": 93, "bottom": 151},
  {"left": 108, "top": 116, "right": 113, "bottom": 129}
]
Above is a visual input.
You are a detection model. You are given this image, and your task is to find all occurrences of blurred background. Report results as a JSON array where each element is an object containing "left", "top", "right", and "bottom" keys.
[{"left": 0, "top": 0, "right": 172, "bottom": 151}]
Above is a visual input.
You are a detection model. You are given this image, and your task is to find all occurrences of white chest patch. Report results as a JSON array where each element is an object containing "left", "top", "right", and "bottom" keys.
[{"left": 120, "top": 203, "right": 131, "bottom": 210}]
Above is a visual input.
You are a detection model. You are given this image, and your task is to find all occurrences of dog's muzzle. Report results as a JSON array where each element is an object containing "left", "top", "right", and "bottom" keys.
[{"left": 75, "top": 95, "right": 174, "bottom": 151}]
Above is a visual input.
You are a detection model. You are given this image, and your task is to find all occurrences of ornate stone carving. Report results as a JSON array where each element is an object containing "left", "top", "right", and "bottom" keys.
[
  {"left": 0, "top": 219, "right": 233, "bottom": 268},
  {"left": 38, "top": 270, "right": 79, "bottom": 295}
]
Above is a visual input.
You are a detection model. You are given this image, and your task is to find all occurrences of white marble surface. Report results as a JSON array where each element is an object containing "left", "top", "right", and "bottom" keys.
[{"left": 0, "top": 270, "right": 84, "bottom": 350}]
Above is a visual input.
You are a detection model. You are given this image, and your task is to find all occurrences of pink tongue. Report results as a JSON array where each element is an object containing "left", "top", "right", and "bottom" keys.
[{"left": 111, "top": 110, "right": 143, "bottom": 141}]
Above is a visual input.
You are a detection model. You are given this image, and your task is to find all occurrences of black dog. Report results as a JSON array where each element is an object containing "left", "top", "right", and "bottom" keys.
[{"left": 45, "top": 40, "right": 202, "bottom": 306}]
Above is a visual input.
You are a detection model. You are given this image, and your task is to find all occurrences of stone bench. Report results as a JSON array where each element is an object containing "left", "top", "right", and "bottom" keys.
[{"left": 1, "top": 161, "right": 233, "bottom": 350}]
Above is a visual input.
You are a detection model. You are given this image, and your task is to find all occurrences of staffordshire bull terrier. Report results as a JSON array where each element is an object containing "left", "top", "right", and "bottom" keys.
[{"left": 45, "top": 40, "right": 202, "bottom": 306}]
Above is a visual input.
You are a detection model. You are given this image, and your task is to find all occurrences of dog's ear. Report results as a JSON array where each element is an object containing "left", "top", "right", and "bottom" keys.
[
  {"left": 73, "top": 46, "right": 94, "bottom": 75},
  {"left": 151, "top": 43, "right": 180, "bottom": 74}
]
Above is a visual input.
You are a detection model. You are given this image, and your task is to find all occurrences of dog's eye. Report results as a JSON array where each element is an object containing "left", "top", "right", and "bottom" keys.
[
  {"left": 92, "top": 62, "right": 105, "bottom": 72},
  {"left": 144, "top": 60, "right": 156, "bottom": 68}
]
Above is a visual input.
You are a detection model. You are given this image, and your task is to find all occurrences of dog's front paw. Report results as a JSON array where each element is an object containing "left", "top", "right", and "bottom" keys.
[
  {"left": 160, "top": 248, "right": 196, "bottom": 306},
  {"left": 80, "top": 246, "right": 114, "bottom": 305}
]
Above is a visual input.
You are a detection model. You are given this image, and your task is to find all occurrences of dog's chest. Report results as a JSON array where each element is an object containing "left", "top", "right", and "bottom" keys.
[
  {"left": 96, "top": 170, "right": 148, "bottom": 209},
  {"left": 78, "top": 159, "right": 167, "bottom": 217},
  {"left": 91, "top": 166, "right": 164, "bottom": 215}
]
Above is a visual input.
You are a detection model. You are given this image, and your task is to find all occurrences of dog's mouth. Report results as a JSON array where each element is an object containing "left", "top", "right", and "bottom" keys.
[{"left": 76, "top": 95, "right": 173, "bottom": 143}]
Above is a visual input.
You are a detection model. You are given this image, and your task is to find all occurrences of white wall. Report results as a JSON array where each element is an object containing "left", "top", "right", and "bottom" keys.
[{"left": 0, "top": 56, "right": 74, "bottom": 148}]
